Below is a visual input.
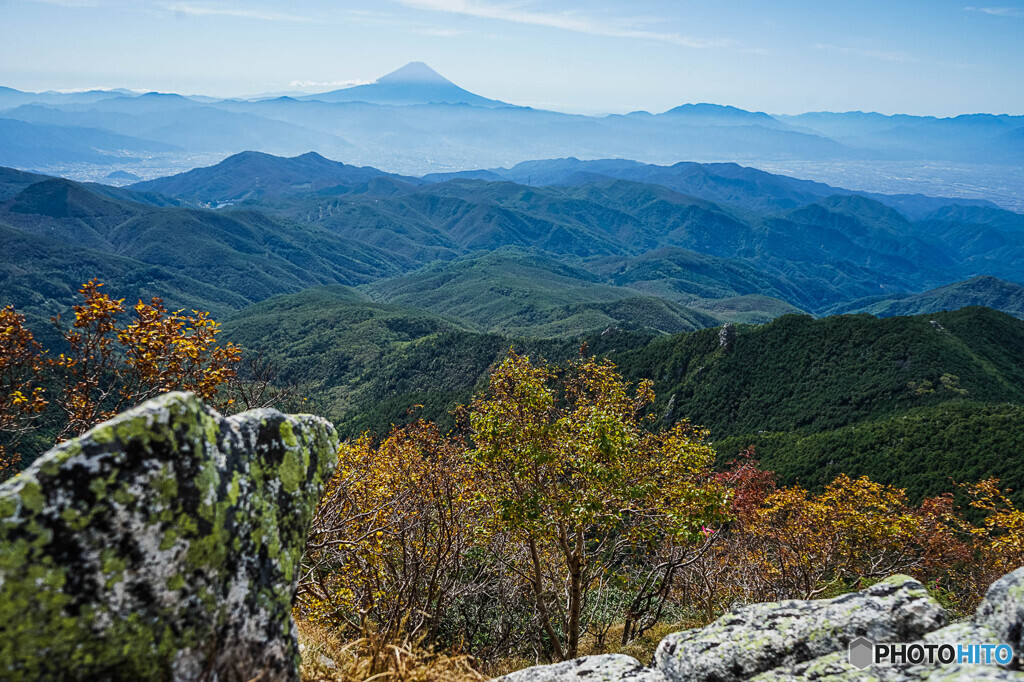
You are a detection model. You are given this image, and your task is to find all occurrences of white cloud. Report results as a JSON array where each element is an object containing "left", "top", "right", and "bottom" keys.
[
  {"left": 811, "top": 42, "right": 916, "bottom": 63},
  {"left": 288, "top": 79, "right": 375, "bottom": 90},
  {"left": 162, "top": 3, "right": 314, "bottom": 22},
  {"left": 413, "top": 26, "right": 469, "bottom": 36},
  {"left": 965, "top": 6, "right": 1024, "bottom": 17},
  {"left": 391, "top": 0, "right": 733, "bottom": 48},
  {"left": 22, "top": 0, "right": 101, "bottom": 6},
  {"left": 52, "top": 86, "right": 140, "bottom": 93}
]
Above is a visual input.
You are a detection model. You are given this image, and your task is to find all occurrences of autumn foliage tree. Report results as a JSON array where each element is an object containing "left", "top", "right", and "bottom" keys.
[
  {"left": 0, "top": 306, "right": 48, "bottom": 477},
  {"left": 677, "top": 455, "right": 983, "bottom": 619},
  {"left": 744, "top": 475, "right": 943, "bottom": 599},
  {"left": 299, "top": 421, "right": 482, "bottom": 646},
  {"left": 941, "top": 478, "right": 1024, "bottom": 608},
  {"left": 467, "top": 351, "right": 730, "bottom": 661},
  {"left": 50, "top": 280, "right": 240, "bottom": 441},
  {"left": 293, "top": 348, "right": 1024, "bottom": 669},
  {"left": 0, "top": 280, "right": 241, "bottom": 479}
]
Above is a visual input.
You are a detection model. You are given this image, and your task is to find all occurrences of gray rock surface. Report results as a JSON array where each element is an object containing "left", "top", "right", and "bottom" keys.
[
  {"left": 500, "top": 569, "right": 1024, "bottom": 681},
  {"left": 0, "top": 392, "right": 339, "bottom": 681},
  {"left": 499, "top": 654, "right": 668, "bottom": 682},
  {"left": 654, "top": 575, "right": 946, "bottom": 682},
  {"left": 975, "top": 566, "right": 1024, "bottom": 658}
]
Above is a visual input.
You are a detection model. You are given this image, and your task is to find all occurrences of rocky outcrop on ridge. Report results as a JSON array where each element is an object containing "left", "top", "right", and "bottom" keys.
[
  {"left": 501, "top": 571, "right": 1024, "bottom": 681},
  {"left": 0, "top": 392, "right": 339, "bottom": 681}
]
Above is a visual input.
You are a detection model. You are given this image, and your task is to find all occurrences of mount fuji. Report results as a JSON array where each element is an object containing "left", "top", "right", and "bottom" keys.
[{"left": 300, "top": 62, "right": 509, "bottom": 108}]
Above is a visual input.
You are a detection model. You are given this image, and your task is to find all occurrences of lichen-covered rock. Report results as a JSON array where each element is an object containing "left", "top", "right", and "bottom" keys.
[
  {"left": 751, "top": 650, "right": 1024, "bottom": 681},
  {"left": 494, "top": 569, "right": 1024, "bottom": 682},
  {"left": 497, "top": 654, "right": 668, "bottom": 682},
  {"left": 974, "top": 566, "right": 1024, "bottom": 662},
  {"left": 653, "top": 576, "right": 947, "bottom": 682},
  {"left": 698, "top": 570, "right": 1024, "bottom": 682},
  {"left": 0, "top": 392, "right": 339, "bottom": 681}
]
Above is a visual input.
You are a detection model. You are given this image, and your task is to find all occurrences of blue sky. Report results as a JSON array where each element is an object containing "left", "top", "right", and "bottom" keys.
[{"left": 1, "top": 0, "right": 1022, "bottom": 115}]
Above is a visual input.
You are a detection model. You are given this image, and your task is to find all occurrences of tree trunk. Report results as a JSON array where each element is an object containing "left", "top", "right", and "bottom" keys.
[
  {"left": 565, "top": 532, "right": 584, "bottom": 659},
  {"left": 528, "top": 536, "right": 565, "bottom": 661}
]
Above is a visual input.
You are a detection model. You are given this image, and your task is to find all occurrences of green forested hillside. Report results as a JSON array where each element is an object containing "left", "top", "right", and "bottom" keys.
[
  {"left": 588, "top": 247, "right": 807, "bottom": 307},
  {"left": 0, "top": 177, "right": 406, "bottom": 306},
  {"left": 222, "top": 285, "right": 664, "bottom": 434},
  {"left": 828, "top": 276, "right": 1024, "bottom": 319},
  {"left": 222, "top": 288, "right": 562, "bottom": 433},
  {"left": 713, "top": 402, "right": 1024, "bottom": 503},
  {"left": 223, "top": 293, "right": 1024, "bottom": 506},
  {"left": 0, "top": 166, "right": 49, "bottom": 200},
  {"left": 4, "top": 153, "right": 1024, "bottom": 506},
  {"left": 693, "top": 295, "right": 805, "bottom": 325},
  {"left": 0, "top": 222, "right": 249, "bottom": 347},
  {"left": 360, "top": 250, "right": 720, "bottom": 336},
  {"left": 612, "top": 307, "right": 1024, "bottom": 437}
]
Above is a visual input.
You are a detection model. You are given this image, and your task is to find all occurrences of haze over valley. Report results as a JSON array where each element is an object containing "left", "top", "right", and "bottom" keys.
[{"left": 2, "top": 62, "right": 1023, "bottom": 211}]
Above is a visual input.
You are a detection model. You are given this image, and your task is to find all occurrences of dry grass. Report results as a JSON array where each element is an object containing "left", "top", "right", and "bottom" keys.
[
  {"left": 299, "top": 619, "right": 697, "bottom": 681},
  {"left": 297, "top": 621, "right": 485, "bottom": 682},
  {"left": 479, "top": 620, "right": 700, "bottom": 678},
  {"left": 578, "top": 621, "right": 696, "bottom": 665}
]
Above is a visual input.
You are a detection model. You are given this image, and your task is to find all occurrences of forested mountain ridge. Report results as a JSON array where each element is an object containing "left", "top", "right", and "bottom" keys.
[
  {"left": 828, "top": 276, "right": 1024, "bottom": 319},
  {"left": 0, "top": 172, "right": 405, "bottom": 319},
  {"left": 221, "top": 286, "right": 1024, "bottom": 505},
  {"left": 4, "top": 153, "right": 1024, "bottom": 336},
  {"left": 130, "top": 150, "right": 423, "bottom": 205},
  {"left": 613, "top": 306, "right": 1024, "bottom": 436},
  {"left": 5, "top": 150, "right": 1021, "bottom": 508}
]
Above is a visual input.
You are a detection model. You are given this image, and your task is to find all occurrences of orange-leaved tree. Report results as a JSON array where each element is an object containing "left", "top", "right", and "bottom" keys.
[
  {"left": 946, "top": 478, "right": 1024, "bottom": 608},
  {"left": 0, "top": 306, "right": 49, "bottom": 477},
  {"left": 50, "top": 280, "right": 241, "bottom": 441},
  {"left": 699, "top": 472, "right": 969, "bottom": 606},
  {"left": 467, "top": 350, "right": 730, "bottom": 660},
  {"left": 299, "top": 421, "right": 481, "bottom": 646},
  {"left": 741, "top": 475, "right": 932, "bottom": 600},
  {"left": 0, "top": 280, "right": 242, "bottom": 480}
]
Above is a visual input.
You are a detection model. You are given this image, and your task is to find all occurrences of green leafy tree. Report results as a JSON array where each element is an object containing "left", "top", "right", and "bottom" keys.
[{"left": 467, "top": 350, "right": 730, "bottom": 660}]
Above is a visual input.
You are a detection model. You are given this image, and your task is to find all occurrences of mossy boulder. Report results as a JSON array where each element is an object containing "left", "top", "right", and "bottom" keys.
[
  {"left": 654, "top": 575, "right": 946, "bottom": 681},
  {"left": 0, "top": 392, "right": 339, "bottom": 681},
  {"left": 498, "top": 571, "right": 1024, "bottom": 681}
]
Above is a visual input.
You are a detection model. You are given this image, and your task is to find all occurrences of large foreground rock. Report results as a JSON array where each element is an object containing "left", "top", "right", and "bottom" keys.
[
  {"left": 655, "top": 575, "right": 946, "bottom": 681},
  {"left": 0, "top": 392, "right": 339, "bottom": 681},
  {"left": 499, "top": 570, "right": 1024, "bottom": 681}
]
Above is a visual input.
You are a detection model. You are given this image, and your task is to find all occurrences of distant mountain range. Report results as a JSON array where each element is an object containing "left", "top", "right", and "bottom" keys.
[
  {"left": 3, "top": 150, "right": 1022, "bottom": 343},
  {"left": 422, "top": 157, "right": 997, "bottom": 217},
  {"left": 2, "top": 62, "right": 1022, "bottom": 209}
]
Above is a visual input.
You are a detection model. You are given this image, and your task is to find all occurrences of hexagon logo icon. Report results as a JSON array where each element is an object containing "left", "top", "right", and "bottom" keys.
[{"left": 849, "top": 637, "right": 874, "bottom": 669}]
